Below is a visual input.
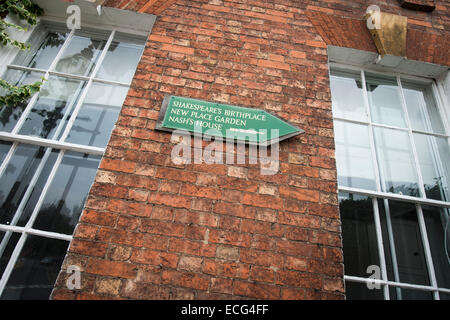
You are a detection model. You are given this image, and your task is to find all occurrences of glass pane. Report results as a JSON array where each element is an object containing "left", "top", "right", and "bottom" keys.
[
  {"left": 378, "top": 200, "right": 430, "bottom": 286},
  {"left": 0, "top": 145, "right": 58, "bottom": 227},
  {"left": 65, "top": 83, "right": 128, "bottom": 148},
  {"left": 389, "top": 286, "right": 433, "bottom": 300},
  {"left": 0, "top": 141, "right": 12, "bottom": 163},
  {"left": 374, "top": 127, "right": 420, "bottom": 197},
  {"left": 345, "top": 281, "right": 384, "bottom": 300},
  {"left": 54, "top": 35, "right": 105, "bottom": 76},
  {"left": 422, "top": 206, "right": 450, "bottom": 289},
  {"left": 0, "top": 231, "right": 21, "bottom": 280},
  {"left": 414, "top": 133, "right": 450, "bottom": 201},
  {"left": 0, "top": 71, "right": 44, "bottom": 133},
  {"left": 334, "top": 121, "right": 376, "bottom": 190},
  {"left": 330, "top": 70, "right": 367, "bottom": 122},
  {"left": 1, "top": 235, "right": 69, "bottom": 300},
  {"left": 401, "top": 80, "right": 445, "bottom": 134},
  {"left": 14, "top": 32, "right": 68, "bottom": 70},
  {"left": 366, "top": 72, "right": 406, "bottom": 128},
  {"left": 96, "top": 35, "right": 144, "bottom": 83},
  {"left": 340, "top": 193, "right": 380, "bottom": 277},
  {"left": 18, "top": 76, "right": 87, "bottom": 139},
  {"left": 440, "top": 292, "right": 450, "bottom": 300},
  {"left": 32, "top": 152, "right": 101, "bottom": 235}
]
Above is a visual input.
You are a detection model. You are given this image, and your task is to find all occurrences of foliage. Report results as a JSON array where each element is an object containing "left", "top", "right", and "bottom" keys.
[
  {"left": 0, "top": 0, "right": 44, "bottom": 109},
  {"left": 0, "top": 76, "right": 44, "bottom": 107}
]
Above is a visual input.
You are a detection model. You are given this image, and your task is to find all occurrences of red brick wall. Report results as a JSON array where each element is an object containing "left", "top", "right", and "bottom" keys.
[
  {"left": 306, "top": 6, "right": 450, "bottom": 66},
  {"left": 51, "top": 0, "right": 449, "bottom": 300}
]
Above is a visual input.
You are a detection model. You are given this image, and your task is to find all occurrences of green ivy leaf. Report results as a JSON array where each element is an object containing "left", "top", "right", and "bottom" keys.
[{"left": 0, "top": 0, "right": 44, "bottom": 110}]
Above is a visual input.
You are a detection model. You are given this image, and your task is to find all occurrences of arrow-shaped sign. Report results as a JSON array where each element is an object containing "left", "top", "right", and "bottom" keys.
[{"left": 156, "top": 95, "right": 304, "bottom": 146}]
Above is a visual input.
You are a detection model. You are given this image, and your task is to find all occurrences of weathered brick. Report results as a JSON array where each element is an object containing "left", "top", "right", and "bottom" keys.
[
  {"left": 178, "top": 255, "right": 203, "bottom": 272},
  {"left": 233, "top": 281, "right": 280, "bottom": 299},
  {"left": 161, "top": 270, "right": 210, "bottom": 291},
  {"left": 131, "top": 249, "right": 179, "bottom": 268},
  {"left": 95, "top": 278, "right": 122, "bottom": 296},
  {"left": 69, "top": 239, "right": 107, "bottom": 258},
  {"left": 86, "top": 259, "right": 137, "bottom": 279},
  {"left": 216, "top": 245, "right": 239, "bottom": 261}
]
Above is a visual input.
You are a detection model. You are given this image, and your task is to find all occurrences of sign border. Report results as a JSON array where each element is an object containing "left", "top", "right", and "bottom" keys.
[{"left": 155, "top": 94, "right": 305, "bottom": 146}]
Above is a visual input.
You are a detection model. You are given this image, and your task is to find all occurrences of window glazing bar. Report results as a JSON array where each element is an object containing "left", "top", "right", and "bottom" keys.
[
  {"left": 92, "top": 77, "right": 130, "bottom": 87},
  {"left": 0, "top": 132, "right": 105, "bottom": 155},
  {"left": 333, "top": 116, "right": 449, "bottom": 139},
  {"left": 372, "top": 197, "right": 390, "bottom": 299},
  {"left": 6, "top": 65, "right": 132, "bottom": 87},
  {"left": 344, "top": 275, "right": 449, "bottom": 294},
  {"left": 381, "top": 198, "right": 402, "bottom": 299},
  {"left": 6, "top": 64, "right": 47, "bottom": 74},
  {"left": 416, "top": 204, "right": 440, "bottom": 299},
  {"left": 0, "top": 224, "right": 72, "bottom": 241},
  {"left": 338, "top": 186, "right": 450, "bottom": 208}
]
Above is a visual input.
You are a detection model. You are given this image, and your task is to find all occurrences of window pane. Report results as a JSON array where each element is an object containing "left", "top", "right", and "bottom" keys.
[
  {"left": 402, "top": 80, "right": 445, "bottom": 134},
  {"left": 65, "top": 83, "right": 128, "bottom": 148},
  {"left": 340, "top": 193, "right": 380, "bottom": 277},
  {"left": 0, "top": 141, "right": 12, "bottom": 163},
  {"left": 345, "top": 281, "right": 384, "bottom": 300},
  {"left": 366, "top": 73, "right": 406, "bottom": 128},
  {"left": 422, "top": 206, "right": 450, "bottom": 289},
  {"left": 378, "top": 200, "right": 430, "bottom": 286},
  {"left": 413, "top": 133, "right": 450, "bottom": 201},
  {"left": 0, "top": 145, "right": 58, "bottom": 227},
  {"left": 32, "top": 152, "right": 101, "bottom": 235},
  {"left": 440, "top": 292, "right": 450, "bottom": 300},
  {"left": 0, "top": 71, "right": 44, "bottom": 133},
  {"left": 18, "top": 76, "right": 87, "bottom": 139},
  {"left": 54, "top": 35, "right": 106, "bottom": 76},
  {"left": 96, "top": 35, "right": 144, "bottom": 83},
  {"left": 0, "top": 235, "right": 69, "bottom": 300},
  {"left": 14, "top": 32, "right": 68, "bottom": 70},
  {"left": 374, "top": 127, "right": 420, "bottom": 197},
  {"left": 334, "top": 121, "right": 376, "bottom": 190},
  {"left": 389, "top": 287, "right": 433, "bottom": 300},
  {"left": 0, "top": 231, "right": 21, "bottom": 280},
  {"left": 329, "top": 69, "right": 367, "bottom": 122}
]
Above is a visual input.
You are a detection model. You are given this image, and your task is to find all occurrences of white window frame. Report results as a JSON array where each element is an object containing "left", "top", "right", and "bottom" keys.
[
  {"left": 0, "top": 3, "right": 155, "bottom": 298},
  {"left": 330, "top": 62, "right": 450, "bottom": 300}
]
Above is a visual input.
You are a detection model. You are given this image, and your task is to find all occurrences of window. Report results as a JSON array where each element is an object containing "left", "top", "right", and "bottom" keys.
[
  {"left": 0, "top": 22, "right": 145, "bottom": 299},
  {"left": 330, "top": 66, "right": 450, "bottom": 299}
]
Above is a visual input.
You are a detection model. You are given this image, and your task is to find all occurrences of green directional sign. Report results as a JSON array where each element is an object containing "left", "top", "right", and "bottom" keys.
[{"left": 156, "top": 95, "right": 304, "bottom": 145}]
